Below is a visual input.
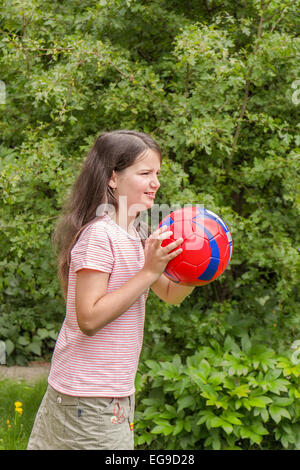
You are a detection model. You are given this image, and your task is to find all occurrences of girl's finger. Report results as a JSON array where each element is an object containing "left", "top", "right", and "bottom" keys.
[
  {"left": 166, "top": 237, "right": 183, "bottom": 250},
  {"left": 161, "top": 231, "right": 173, "bottom": 239},
  {"left": 152, "top": 225, "right": 169, "bottom": 239},
  {"left": 169, "top": 247, "right": 183, "bottom": 259},
  {"left": 156, "top": 230, "right": 173, "bottom": 240}
]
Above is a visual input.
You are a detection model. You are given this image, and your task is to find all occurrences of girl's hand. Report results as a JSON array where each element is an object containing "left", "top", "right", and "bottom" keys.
[{"left": 142, "top": 225, "right": 183, "bottom": 282}]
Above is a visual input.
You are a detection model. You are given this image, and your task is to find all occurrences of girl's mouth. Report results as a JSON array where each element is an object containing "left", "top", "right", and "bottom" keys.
[{"left": 144, "top": 192, "right": 155, "bottom": 199}]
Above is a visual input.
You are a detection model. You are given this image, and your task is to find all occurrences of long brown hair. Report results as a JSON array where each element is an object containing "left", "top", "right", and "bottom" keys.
[{"left": 51, "top": 130, "right": 162, "bottom": 300}]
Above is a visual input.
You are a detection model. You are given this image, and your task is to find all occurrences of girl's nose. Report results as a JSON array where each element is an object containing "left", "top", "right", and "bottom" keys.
[{"left": 151, "top": 175, "right": 160, "bottom": 189}]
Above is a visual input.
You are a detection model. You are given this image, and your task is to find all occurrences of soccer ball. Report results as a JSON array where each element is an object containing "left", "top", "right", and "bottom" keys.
[{"left": 158, "top": 206, "right": 233, "bottom": 286}]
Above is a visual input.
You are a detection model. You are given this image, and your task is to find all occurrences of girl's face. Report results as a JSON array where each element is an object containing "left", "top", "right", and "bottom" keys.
[{"left": 109, "top": 149, "right": 161, "bottom": 220}]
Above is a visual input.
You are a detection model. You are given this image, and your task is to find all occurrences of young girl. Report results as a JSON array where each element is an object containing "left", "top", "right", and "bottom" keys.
[{"left": 27, "top": 130, "right": 192, "bottom": 450}]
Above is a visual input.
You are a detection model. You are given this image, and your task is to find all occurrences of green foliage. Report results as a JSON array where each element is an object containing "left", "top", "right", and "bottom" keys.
[
  {"left": 135, "top": 339, "right": 300, "bottom": 450},
  {"left": 0, "top": 310, "right": 59, "bottom": 365},
  {"left": 0, "top": 0, "right": 299, "bottom": 449}
]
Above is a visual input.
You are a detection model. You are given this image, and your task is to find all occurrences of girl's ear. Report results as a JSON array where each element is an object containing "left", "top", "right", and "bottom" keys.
[{"left": 108, "top": 171, "right": 117, "bottom": 190}]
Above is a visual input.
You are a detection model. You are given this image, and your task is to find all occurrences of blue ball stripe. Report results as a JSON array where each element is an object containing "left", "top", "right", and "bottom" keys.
[
  {"left": 159, "top": 217, "right": 174, "bottom": 229},
  {"left": 193, "top": 220, "right": 221, "bottom": 281},
  {"left": 199, "top": 257, "right": 220, "bottom": 281}
]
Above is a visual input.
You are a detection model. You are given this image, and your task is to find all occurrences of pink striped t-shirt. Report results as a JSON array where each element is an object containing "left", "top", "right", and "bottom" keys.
[{"left": 48, "top": 214, "right": 149, "bottom": 397}]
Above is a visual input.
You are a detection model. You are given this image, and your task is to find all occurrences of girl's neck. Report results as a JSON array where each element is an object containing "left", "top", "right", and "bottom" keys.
[{"left": 108, "top": 212, "right": 137, "bottom": 237}]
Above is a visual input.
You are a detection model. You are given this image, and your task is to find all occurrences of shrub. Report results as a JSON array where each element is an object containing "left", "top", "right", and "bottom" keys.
[{"left": 135, "top": 338, "right": 300, "bottom": 450}]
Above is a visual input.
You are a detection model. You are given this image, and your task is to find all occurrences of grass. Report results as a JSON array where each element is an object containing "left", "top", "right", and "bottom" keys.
[{"left": 0, "top": 377, "right": 47, "bottom": 450}]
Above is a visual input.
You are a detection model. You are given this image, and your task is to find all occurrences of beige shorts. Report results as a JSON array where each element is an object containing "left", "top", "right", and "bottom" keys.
[{"left": 27, "top": 385, "right": 135, "bottom": 450}]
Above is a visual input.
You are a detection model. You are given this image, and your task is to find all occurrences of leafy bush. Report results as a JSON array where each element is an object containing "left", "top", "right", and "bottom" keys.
[{"left": 135, "top": 338, "right": 300, "bottom": 450}]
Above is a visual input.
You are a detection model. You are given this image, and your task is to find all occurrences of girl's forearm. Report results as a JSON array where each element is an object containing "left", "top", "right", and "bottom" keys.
[
  {"left": 85, "top": 269, "right": 157, "bottom": 335},
  {"left": 167, "top": 281, "right": 195, "bottom": 305}
]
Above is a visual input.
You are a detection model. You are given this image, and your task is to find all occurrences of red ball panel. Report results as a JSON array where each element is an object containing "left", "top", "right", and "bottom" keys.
[
  {"left": 169, "top": 217, "right": 194, "bottom": 239},
  {"left": 172, "top": 206, "right": 200, "bottom": 221},
  {"left": 161, "top": 233, "right": 211, "bottom": 272},
  {"left": 173, "top": 261, "right": 198, "bottom": 283},
  {"left": 181, "top": 234, "right": 210, "bottom": 263}
]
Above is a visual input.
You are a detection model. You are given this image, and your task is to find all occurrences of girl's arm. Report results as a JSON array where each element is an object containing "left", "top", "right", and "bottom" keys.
[
  {"left": 151, "top": 273, "right": 195, "bottom": 305},
  {"left": 167, "top": 280, "right": 195, "bottom": 305},
  {"left": 75, "top": 267, "right": 157, "bottom": 336},
  {"left": 76, "top": 225, "right": 184, "bottom": 336}
]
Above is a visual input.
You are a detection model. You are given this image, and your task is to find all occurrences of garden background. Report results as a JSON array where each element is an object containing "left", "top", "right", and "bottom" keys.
[{"left": 0, "top": 0, "right": 300, "bottom": 450}]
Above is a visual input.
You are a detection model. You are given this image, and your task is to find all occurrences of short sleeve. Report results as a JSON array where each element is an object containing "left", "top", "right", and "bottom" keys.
[{"left": 71, "top": 223, "right": 114, "bottom": 274}]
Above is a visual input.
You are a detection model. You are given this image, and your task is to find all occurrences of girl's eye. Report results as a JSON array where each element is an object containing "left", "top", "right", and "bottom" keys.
[{"left": 141, "top": 173, "right": 160, "bottom": 175}]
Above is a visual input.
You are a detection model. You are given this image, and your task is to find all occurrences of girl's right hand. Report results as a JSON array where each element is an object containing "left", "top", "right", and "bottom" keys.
[{"left": 142, "top": 225, "right": 183, "bottom": 282}]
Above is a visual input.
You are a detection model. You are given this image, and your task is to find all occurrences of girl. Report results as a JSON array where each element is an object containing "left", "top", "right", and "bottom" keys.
[{"left": 27, "top": 130, "right": 191, "bottom": 450}]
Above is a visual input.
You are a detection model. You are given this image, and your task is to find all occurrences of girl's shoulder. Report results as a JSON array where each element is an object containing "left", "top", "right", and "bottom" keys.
[
  {"left": 90, "top": 214, "right": 113, "bottom": 231},
  {"left": 74, "top": 215, "right": 114, "bottom": 246}
]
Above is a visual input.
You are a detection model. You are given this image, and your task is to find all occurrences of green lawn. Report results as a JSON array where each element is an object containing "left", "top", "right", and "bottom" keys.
[{"left": 0, "top": 378, "right": 47, "bottom": 450}]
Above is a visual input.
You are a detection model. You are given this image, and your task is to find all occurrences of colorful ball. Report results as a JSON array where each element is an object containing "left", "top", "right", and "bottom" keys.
[{"left": 158, "top": 206, "right": 233, "bottom": 286}]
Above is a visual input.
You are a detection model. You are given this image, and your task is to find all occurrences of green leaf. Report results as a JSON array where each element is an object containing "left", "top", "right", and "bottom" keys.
[
  {"left": 269, "top": 405, "right": 291, "bottom": 424},
  {"left": 224, "top": 335, "right": 241, "bottom": 354},
  {"left": 28, "top": 340, "right": 42, "bottom": 356},
  {"left": 173, "top": 420, "right": 184, "bottom": 436},
  {"left": 222, "top": 412, "right": 243, "bottom": 425},
  {"left": 250, "top": 423, "right": 268, "bottom": 436},
  {"left": 5, "top": 339, "right": 14, "bottom": 356},
  {"left": 241, "top": 333, "right": 251, "bottom": 354},
  {"left": 134, "top": 372, "right": 144, "bottom": 393},
  {"left": 199, "top": 359, "right": 211, "bottom": 379},
  {"left": 17, "top": 335, "right": 30, "bottom": 346},
  {"left": 246, "top": 395, "right": 273, "bottom": 408},
  {"left": 211, "top": 432, "right": 221, "bottom": 450},
  {"left": 240, "top": 427, "right": 263, "bottom": 445},
  {"left": 197, "top": 410, "right": 216, "bottom": 426},
  {"left": 272, "top": 397, "right": 293, "bottom": 407},
  {"left": 210, "top": 417, "right": 233, "bottom": 434},
  {"left": 37, "top": 328, "right": 50, "bottom": 339},
  {"left": 160, "top": 362, "right": 180, "bottom": 379},
  {"left": 229, "top": 384, "right": 250, "bottom": 398},
  {"left": 164, "top": 404, "right": 177, "bottom": 418},
  {"left": 172, "top": 354, "right": 182, "bottom": 368},
  {"left": 145, "top": 360, "right": 161, "bottom": 374},
  {"left": 151, "top": 421, "right": 174, "bottom": 436},
  {"left": 254, "top": 407, "right": 269, "bottom": 423},
  {"left": 142, "top": 398, "right": 159, "bottom": 407},
  {"left": 177, "top": 394, "right": 194, "bottom": 412}
]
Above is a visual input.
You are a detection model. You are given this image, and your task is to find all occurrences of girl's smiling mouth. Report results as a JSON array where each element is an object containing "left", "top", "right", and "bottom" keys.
[{"left": 144, "top": 192, "right": 156, "bottom": 199}]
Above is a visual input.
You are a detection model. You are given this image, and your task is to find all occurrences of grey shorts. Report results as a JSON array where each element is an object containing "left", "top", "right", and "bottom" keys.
[{"left": 27, "top": 385, "right": 135, "bottom": 450}]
